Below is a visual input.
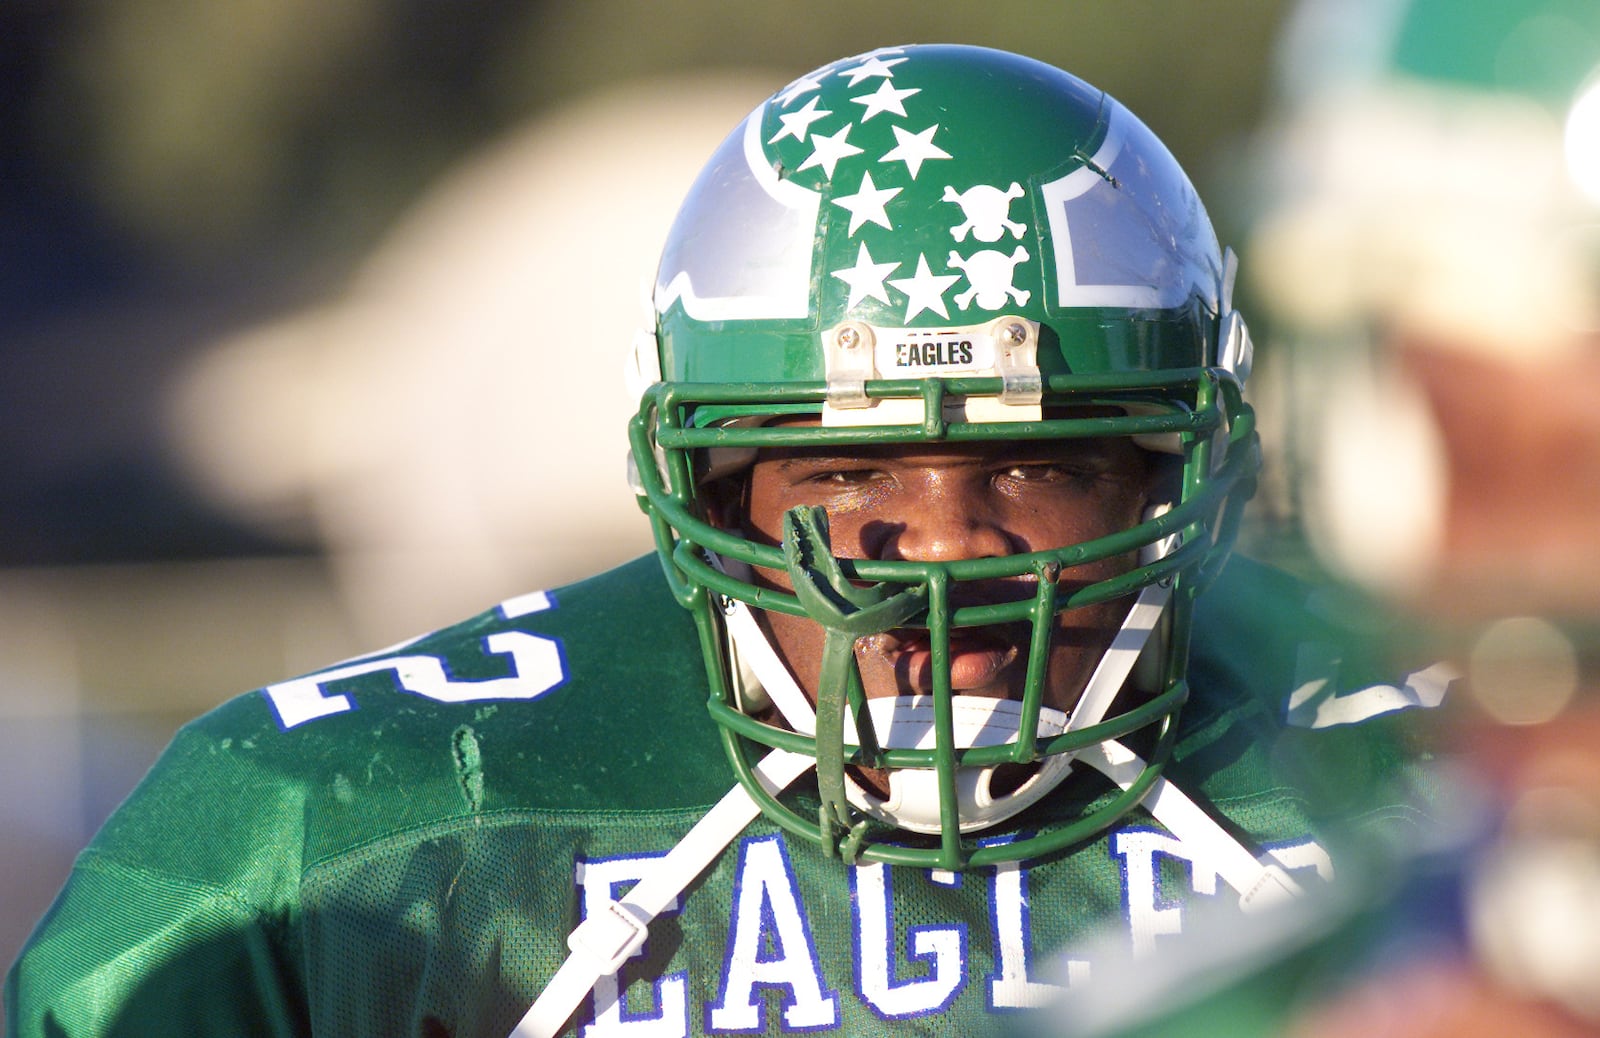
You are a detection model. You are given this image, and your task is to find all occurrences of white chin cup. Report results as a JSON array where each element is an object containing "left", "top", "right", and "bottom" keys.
[{"left": 843, "top": 696, "right": 1073, "bottom": 835}]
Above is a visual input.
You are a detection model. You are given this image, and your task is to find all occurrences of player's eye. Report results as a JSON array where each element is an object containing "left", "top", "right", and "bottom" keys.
[
  {"left": 998, "top": 463, "right": 1069, "bottom": 481},
  {"left": 802, "top": 467, "right": 882, "bottom": 486},
  {"left": 995, "top": 463, "right": 1103, "bottom": 489}
]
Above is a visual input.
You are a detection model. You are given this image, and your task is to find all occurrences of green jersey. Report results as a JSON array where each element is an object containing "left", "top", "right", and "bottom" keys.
[{"left": 5, "top": 554, "right": 1435, "bottom": 1037}]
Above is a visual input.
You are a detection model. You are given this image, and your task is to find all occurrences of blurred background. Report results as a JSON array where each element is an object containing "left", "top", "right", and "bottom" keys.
[{"left": 30, "top": 0, "right": 1593, "bottom": 984}]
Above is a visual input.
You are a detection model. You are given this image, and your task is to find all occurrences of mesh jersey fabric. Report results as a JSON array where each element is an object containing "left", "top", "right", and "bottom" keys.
[{"left": 5, "top": 553, "right": 1433, "bottom": 1037}]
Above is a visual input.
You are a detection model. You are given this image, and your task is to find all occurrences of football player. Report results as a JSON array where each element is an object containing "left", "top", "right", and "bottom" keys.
[{"left": 6, "top": 45, "right": 1435, "bottom": 1038}]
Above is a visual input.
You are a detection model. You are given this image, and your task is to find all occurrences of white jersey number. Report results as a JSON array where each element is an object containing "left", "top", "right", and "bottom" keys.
[{"left": 262, "top": 593, "right": 566, "bottom": 729}]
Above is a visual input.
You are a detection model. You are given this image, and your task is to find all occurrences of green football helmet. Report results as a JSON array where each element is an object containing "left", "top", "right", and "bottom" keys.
[{"left": 628, "top": 44, "right": 1259, "bottom": 870}]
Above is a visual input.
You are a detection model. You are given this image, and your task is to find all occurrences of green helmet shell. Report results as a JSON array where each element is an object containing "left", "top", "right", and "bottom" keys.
[{"left": 652, "top": 44, "right": 1234, "bottom": 388}]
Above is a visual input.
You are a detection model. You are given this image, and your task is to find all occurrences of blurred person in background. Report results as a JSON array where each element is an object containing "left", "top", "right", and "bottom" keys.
[
  {"left": 1015, "top": 0, "right": 1600, "bottom": 1034},
  {"left": 6, "top": 44, "right": 1438, "bottom": 1038}
]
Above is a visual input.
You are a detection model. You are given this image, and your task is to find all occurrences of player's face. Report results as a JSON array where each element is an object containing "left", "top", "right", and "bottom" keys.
[{"left": 729, "top": 421, "right": 1158, "bottom": 716}]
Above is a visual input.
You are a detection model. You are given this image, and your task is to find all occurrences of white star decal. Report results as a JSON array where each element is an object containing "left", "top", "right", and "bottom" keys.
[
  {"left": 835, "top": 54, "right": 908, "bottom": 87},
  {"left": 880, "top": 124, "right": 951, "bottom": 180},
  {"left": 831, "top": 242, "right": 901, "bottom": 309},
  {"left": 831, "top": 170, "right": 901, "bottom": 235},
  {"left": 797, "top": 123, "right": 864, "bottom": 179},
  {"left": 888, "top": 253, "right": 960, "bottom": 320},
  {"left": 851, "top": 79, "right": 920, "bottom": 122},
  {"left": 768, "top": 96, "right": 832, "bottom": 144},
  {"left": 775, "top": 72, "right": 826, "bottom": 107}
]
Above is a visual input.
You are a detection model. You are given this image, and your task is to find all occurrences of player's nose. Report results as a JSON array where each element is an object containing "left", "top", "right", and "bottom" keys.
[{"left": 870, "top": 486, "right": 1012, "bottom": 563}]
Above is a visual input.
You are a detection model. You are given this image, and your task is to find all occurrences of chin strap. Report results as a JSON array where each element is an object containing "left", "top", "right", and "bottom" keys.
[{"left": 506, "top": 748, "right": 813, "bottom": 1038}]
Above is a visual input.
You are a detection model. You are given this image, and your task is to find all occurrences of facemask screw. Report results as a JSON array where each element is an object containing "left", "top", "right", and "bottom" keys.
[
  {"left": 1000, "top": 322, "right": 1028, "bottom": 348},
  {"left": 837, "top": 327, "right": 861, "bottom": 350}
]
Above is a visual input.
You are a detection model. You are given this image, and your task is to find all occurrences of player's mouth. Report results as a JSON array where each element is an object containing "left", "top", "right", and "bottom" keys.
[{"left": 868, "top": 626, "right": 1024, "bottom": 696}]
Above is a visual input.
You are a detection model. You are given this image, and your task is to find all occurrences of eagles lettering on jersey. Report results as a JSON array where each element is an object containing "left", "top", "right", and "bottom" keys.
[
  {"left": 564, "top": 830, "right": 1330, "bottom": 1033},
  {"left": 5, "top": 555, "right": 1433, "bottom": 1038}
]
